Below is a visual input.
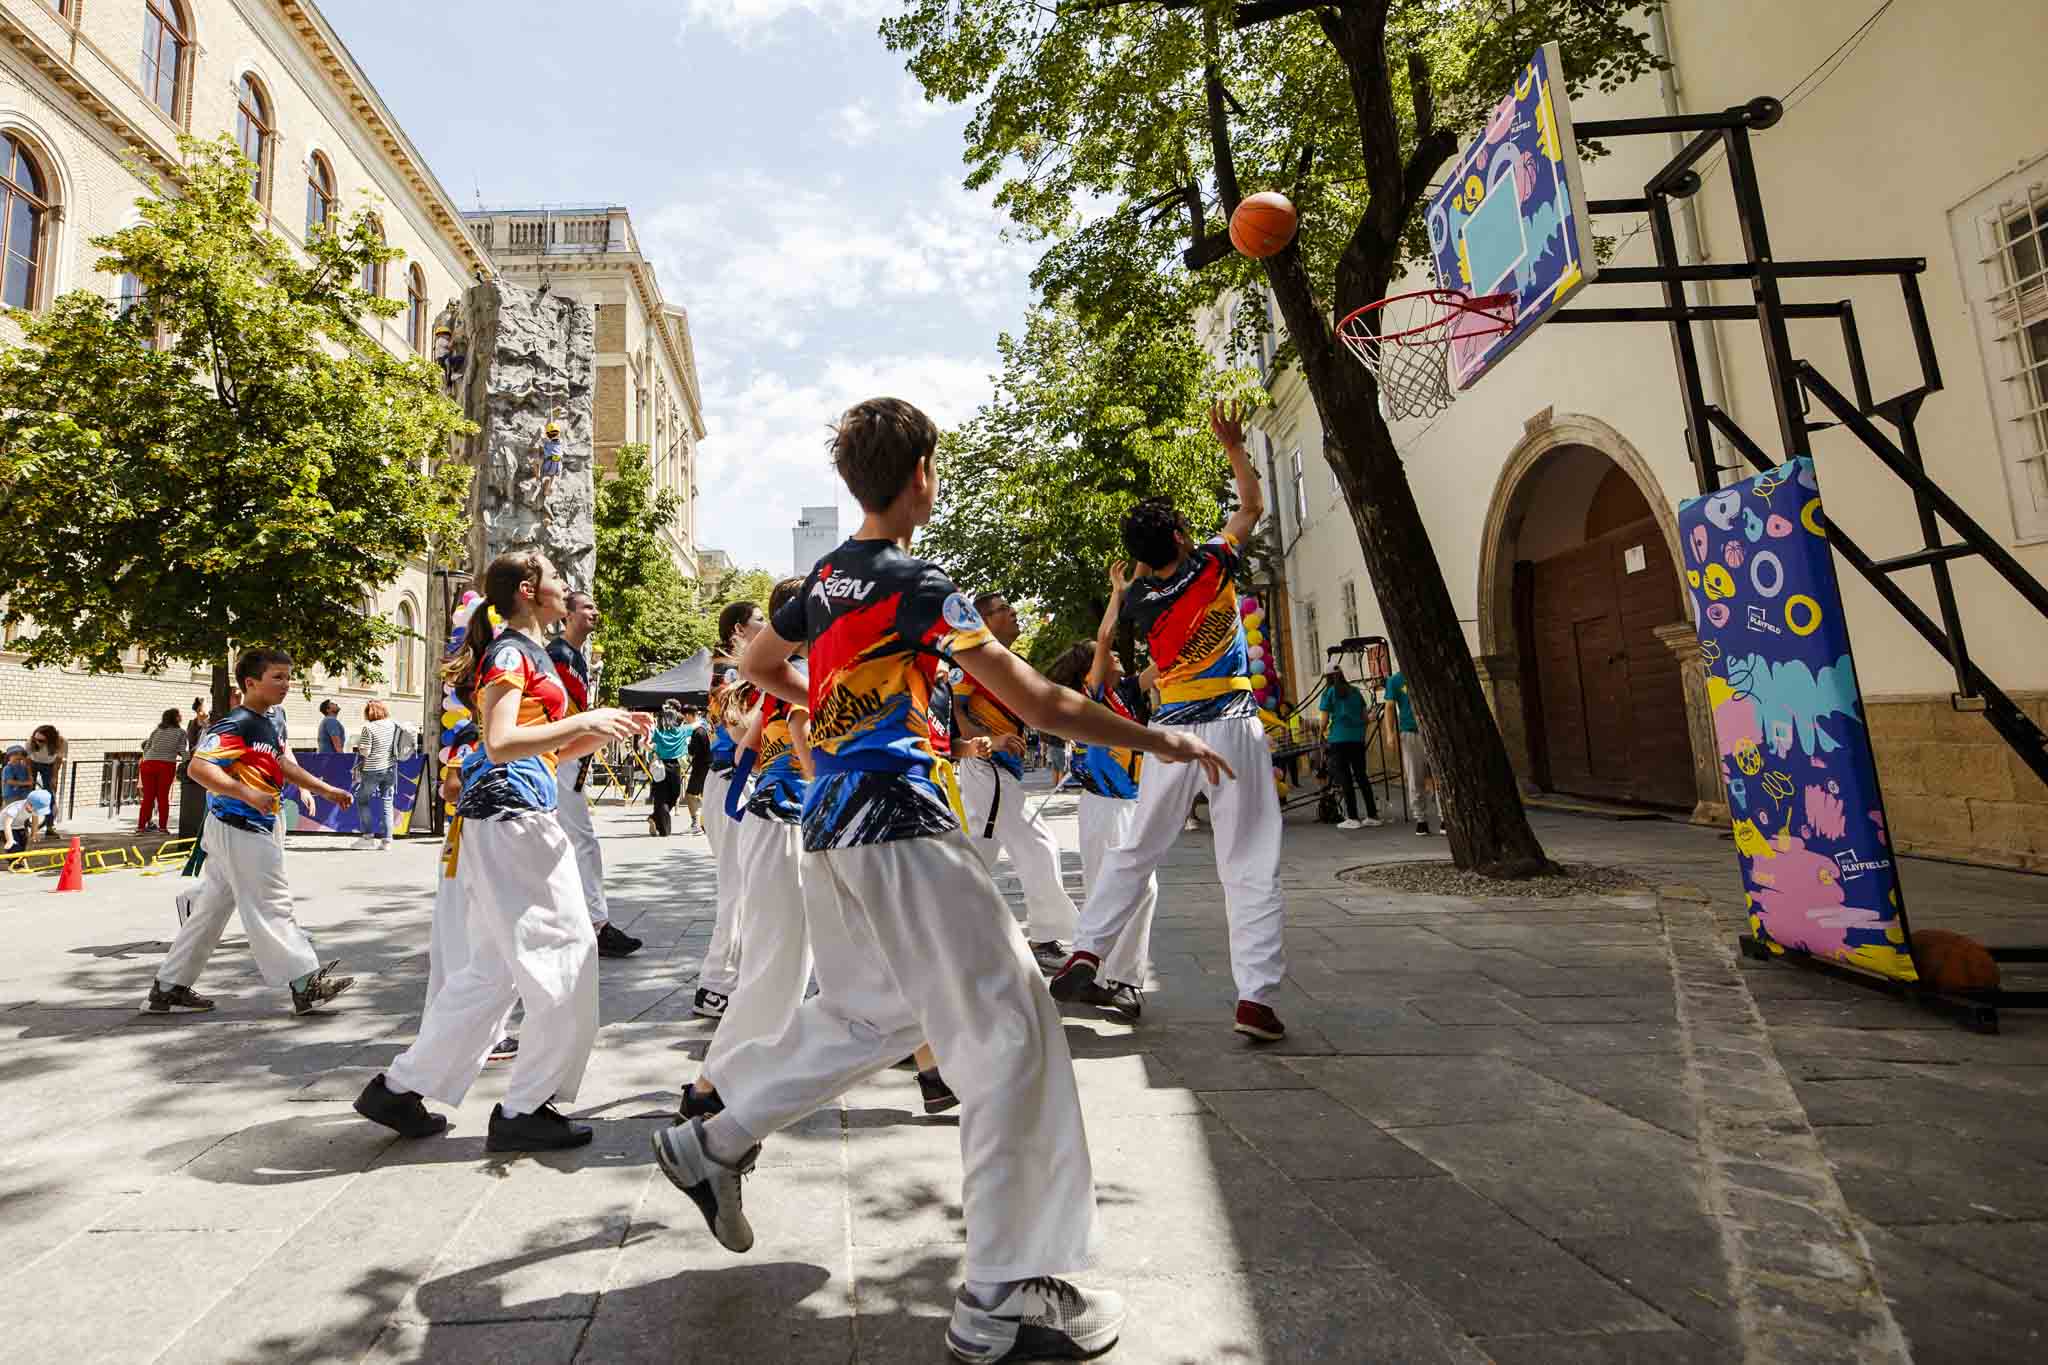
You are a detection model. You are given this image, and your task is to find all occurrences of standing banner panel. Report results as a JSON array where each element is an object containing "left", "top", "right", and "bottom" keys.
[
  {"left": 281, "top": 753, "right": 428, "bottom": 836},
  {"left": 1678, "top": 457, "right": 1918, "bottom": 982}
]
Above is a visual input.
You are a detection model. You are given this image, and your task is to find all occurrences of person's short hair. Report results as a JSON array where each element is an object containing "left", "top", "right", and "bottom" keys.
[
  {"left": 1045, "top": 641, "right": 1095, "bottom": 692},
  {"left": 565, "top": 589, "right": 593, "bottom": 611},
  {"left": 160, "top": 707, "right": 181, "bottom": 728},
  {"left": 768, "top": 576, "right": 805, "bottom": 616},
  {"left": 234, "top": 647, "right": 292, "bottom": 687},
  {"left": 1120, "top": 496, "right": 1189, "bottom": 570},
  {"left": 365, "top": 700, "right": 390, "bottom": 721},
  {"left": 972, "top": 591, "right": 1008, "bottom": 618},
  {"left": 320, "top": 699, "right": 339, "bottom": 715},
  {"left": 828, "top": 397, "right": 938, "bottom": 512}
]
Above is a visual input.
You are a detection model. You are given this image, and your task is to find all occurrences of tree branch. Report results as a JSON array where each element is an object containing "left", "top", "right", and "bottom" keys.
[
  {"left": 1203, "top": 10, "right": 1242, "bottom": 214},
  {"left": 1407, "top": 47, "right": 1434, "bottom": 141}
]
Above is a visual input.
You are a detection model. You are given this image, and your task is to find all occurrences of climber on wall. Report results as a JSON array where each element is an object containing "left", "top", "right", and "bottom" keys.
[{"left": 532, "top": 417, "right": 564, "bottom": 524}]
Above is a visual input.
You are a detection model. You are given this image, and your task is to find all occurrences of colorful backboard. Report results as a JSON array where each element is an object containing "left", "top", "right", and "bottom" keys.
[{"left": 1428, "top": 41, "right": 1598, "bottom": 390}]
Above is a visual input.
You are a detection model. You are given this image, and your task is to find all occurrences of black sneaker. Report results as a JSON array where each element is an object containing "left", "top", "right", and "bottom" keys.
[
  {"left": 354, "top": 1074, "right": 448, "bottom": 1139},
  {"left": 918, "top": 1068, "right": 959, "bottom": 1115},
  {"left": 487, "top": 1036, "right": 520, "bottom": 1064},
  {"left": 1049, "top": 954, "right": 1117, "bottom": 1009},
  {"left": 677, "top": 1085, "right": 726, "bottom": 1120},
  {"left": 486, "top": 1101, "right": 592, "bottom": 1152},
  {"left": 1029, "top": 939, "right": 1068, "bottom": 975},
  {"left": 692, "top": 988, "right": 728, "bottom": 1020},
  {"left": 1416, "top": 820, "right": 1430, "bottom": 836},
  {"left": 1103, "top": 981, "right": 1144, "bottom": 1022},
  {"left": 945, "top": 1277, "right": 1126, "bottom": 1363},
  {"left": 144, "top": 980, "right": 215, "bottom": 1013},
  {"left": 596, "top": 923, "right": 643, "bottom": 958},
  {"left": 290, "top": 961, "right": 355, "bottom": 1016}
]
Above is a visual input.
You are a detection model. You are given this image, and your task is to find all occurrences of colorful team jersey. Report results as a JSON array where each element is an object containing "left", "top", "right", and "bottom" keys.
[
  {"left": 929, "top": 669, "right": 957, "bottom": 758},
  {"left": 195, "top": 707, "right": 286, "bottom": 833},
  {"left": 955, "top": 665, "right": 1027, "bottom": 777},
  {"left": 546, "top": 636, "right": 592, "bottom": 781},
  {"left": 746, "top": 660, "right": 810, "bottom": 824},
  {"left": 709, "top": 721, "right": 736, "bottom": 772},
  {"left": 1073, "top": 678, "right": 1147, "bottom": 800},
  {"left": 770, "top": 538, "right": 994, "bottom": 851},
  {"left": 1122, "top": 532, "right": 1257, "bottom": 725},
  {"left": 456, "top": 630, "right": 571, "bottom": 819}
]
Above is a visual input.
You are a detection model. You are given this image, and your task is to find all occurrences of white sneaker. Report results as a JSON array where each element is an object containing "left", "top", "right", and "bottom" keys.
[
  {"left": 1337, "top": 819, "right": 1362, "bottom": 830},
  {"left": 945, "top": 1278, "right": 1126, "bottom": 1363},
  {"left": 350, "top": 836, "right": 376, "bottom": 850},
  {"left": 378, "top": 838, "right": 392, "bottom": 850},
  {"left": 1361, "top": 817, "right": 1384, "bottom": 828}
]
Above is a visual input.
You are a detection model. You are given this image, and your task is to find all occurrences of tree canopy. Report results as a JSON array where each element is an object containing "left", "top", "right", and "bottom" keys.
[{"left": 0, "top": 136, "right": 471, "bottom": 689}]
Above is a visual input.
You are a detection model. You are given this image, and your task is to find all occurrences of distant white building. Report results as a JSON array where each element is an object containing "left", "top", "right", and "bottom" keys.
[{"left": 794, "top": 506, "right": 840, "bottom": 576}]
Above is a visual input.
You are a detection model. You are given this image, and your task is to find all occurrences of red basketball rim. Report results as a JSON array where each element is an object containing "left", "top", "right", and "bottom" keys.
[{"left": 1337, "top": 288, "right": 1516, "bottom": 344}]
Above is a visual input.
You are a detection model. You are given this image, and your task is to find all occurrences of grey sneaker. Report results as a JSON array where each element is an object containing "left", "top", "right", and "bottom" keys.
[
  {"left": 290, "top": 961, "right": 355, "bottom": 1015},
  {"left": 945, "top": 1277, "right": 1126, "bottom": 1363},
  {"left": 652, "top": 1116, "right": 758, "bottom": 1252},
  {"left": 144, "top": 980, "right": 214, "bottom": 1013},
  {"left": 1102, "top": 981, "right": 1144, "bottom": 1022}
]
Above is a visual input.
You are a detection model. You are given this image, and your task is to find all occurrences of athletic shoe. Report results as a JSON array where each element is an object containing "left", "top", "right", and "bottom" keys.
[
  {"left": 378, "top": 838, "right": 392, "bottom": 851},
  {"left": 351, "top": 835, "right": 376, "bottom": 850},
  {"left": 353, "top": 1074, "right": 448, "bottom": 1138},
  {"left": 487, "top": 1101, "right": 592, "bottom": 1152},
  {"left": 144, "top": 980, "right": 214, "bottom": 1013},
  {"left": 945, "top": 1277, "right": 1125, "bottom": 1364},
  {"left": 174, "top": 890, "right": 195, "bottom": 927},
  {"left": 652, "top": 1116, "right": 757, "bottom": 1252},
  {"left": 1103, "top": 981, "right": 1144, "bottom": 1022},
  {"left": 918, "top": 1068, "right": 959, "bottom": 1115},
  {"left": 487, "top": 1036, "right": 520, "bottom": 1064},
  {"left": 1360, "top": 817, "right": 1384, "bottom": 828},
  {"left": 290, "top": 961, "right": 355, "bottom": 1016},
  {"left": 692, "top": 988, "right": 728, "bottom": 1019},
  {"left": 1029, "top": 939, "right": 1068, "bottom": 975},
  {"left": 688, "top": 823, "right": 704, "bottom": 836},
  {"left": 1337, "top": 818, "right": 1361, "bottom": 830},
  {"left": 1416, "top": 821, "right": 1430, "bottom": 836},
  {"left": 677, "top": 1085, "right": 726, "bottom": 1120},
  {"left": 1437, "top": 825, "right": 1448, "bottom": 836},
  {"left": 1233, "top": 1000, "right": 1286, "bottom": 1042},
  {"left": 1049, "top": 953, "right": 1117, "bottom": 1010},
  {"left": 596, "top": 923, "right": 643, "bottom": 958}
]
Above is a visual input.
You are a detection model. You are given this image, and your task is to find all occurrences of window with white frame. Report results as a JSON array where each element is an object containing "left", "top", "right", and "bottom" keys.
[
  {"left": 1953, "top": 155, "right": 2048, "bottom": 541},
  {"left": 1302, "top": 599, "right": 1321, "bottom": 671},
  {"left": 1342, "top": 580, "right": 1359, "bottom": 638},
  {"left": 1290, "top": 446, "right": 1306, "bottom": 528}
]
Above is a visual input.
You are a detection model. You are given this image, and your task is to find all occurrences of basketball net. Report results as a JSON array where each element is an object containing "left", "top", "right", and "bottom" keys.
[{"left": 1337, "top": 289, "right": 1515, "bottom": 421}]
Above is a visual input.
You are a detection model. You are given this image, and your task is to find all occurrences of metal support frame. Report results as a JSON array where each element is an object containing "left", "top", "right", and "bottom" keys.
[{"left": 1563, "top": 98, "right": 2048, "bottom": 1028}]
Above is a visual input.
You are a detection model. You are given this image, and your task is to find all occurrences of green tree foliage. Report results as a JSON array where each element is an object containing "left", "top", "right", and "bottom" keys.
[{"left": 0, "top": 137, "right": 471, "bottom": 702}]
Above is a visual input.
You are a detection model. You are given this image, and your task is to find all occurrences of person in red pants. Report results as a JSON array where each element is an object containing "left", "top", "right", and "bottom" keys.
[{"left": 138, "top": 707, "right": 189, "bottom": 833}]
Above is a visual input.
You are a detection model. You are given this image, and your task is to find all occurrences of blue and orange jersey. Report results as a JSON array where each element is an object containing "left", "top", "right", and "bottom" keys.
[
  {"left": 746, "top": 660, "right": 810, "bottom": 823},
  {"left": 955, "top": 666, "right": 1027, "bottom": 777},
  {"left": 455, "top": 629, "right": 572, "bottom": 819},
  {"left": 929, "top": 668, "right": 957, "bottom": 758},
  {"left": 769, "top": 538, "right": 993, "bottom": 851},
  {"left": 195, "top": 707, "right": 286, "bottom": 833},
  {"left": 546, "top": 636, "right": 592, "bottom": 778},
  {"left": 1073, "top": 678, "right": 1147, "bottom": 800},
  {"left": 1122, "top": 532, "right": 1256, "bottom": 725}
]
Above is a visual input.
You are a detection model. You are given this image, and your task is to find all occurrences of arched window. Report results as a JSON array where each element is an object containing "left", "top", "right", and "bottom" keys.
[
  {"left": 1, "top": 135, "right": 50, "bottom": 312},
  {"left": 305, "top": 152, "right": 334, "bottom": 237},
  {"left": 235, "top": 75, "right": 273, "bottom": 203},
  {"left": 406, "top": 264, "right": 427, "bottom": 353},
  {"left": 140, "top": 2, "right": 189, "bottom": 121},
  {"left": 360, "top": 215, "right": 384, "bottom": 296},
  {"left": 395, "top": 599, "right": 418, "bottom": 694}
]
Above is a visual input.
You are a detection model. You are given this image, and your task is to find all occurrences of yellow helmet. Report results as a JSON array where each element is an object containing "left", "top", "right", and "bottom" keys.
[{"left": 545, "top": 423, "right": 561, "bottom": 437}]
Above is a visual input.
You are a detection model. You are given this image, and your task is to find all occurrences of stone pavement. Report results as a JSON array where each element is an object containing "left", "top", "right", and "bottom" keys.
[{"left": 2, "top": 787, "right": 2045, "bottom": 1363}]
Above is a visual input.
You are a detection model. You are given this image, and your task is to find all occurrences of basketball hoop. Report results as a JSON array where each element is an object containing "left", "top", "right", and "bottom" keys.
[{"left": 1337, "top": 289, "right": 1515, "bottom": 421}]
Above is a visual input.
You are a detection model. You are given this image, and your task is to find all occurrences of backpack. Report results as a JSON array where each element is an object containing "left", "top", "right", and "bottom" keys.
[{"left": 390, "top": 722, "right": 418, "bottom": 763}]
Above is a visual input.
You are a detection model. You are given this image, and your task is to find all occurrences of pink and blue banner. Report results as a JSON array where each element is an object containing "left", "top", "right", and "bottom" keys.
[{"left": 280, "top": 753, "right": 428, "bottom": 837}]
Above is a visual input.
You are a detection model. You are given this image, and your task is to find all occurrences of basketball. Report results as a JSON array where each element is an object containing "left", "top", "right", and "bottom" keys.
[
  {"left": 1230, "top": 192, "right": 1298, "bottom": 259},
  {"left": 1909, "top": 929, "right": 2000, "bottom": 992}
]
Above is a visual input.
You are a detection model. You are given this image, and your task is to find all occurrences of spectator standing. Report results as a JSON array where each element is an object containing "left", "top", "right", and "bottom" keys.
[
  {"left": 187, "top": 697, "right": 210, "bottom": 752},
  {"left": 1382, "top": 669, "right": 1441, "bottom": 837},
  {"left": 648, "top": 701, "right": 686, "bottom": 837},
  {"left": 352, "top": 701, "right": 400, "bottom": 850},
  {"left": 138, "top": 708, "right": 188, "bottom": 832},
  {"left": 1318, "top": 668, "right": 1381, "bottom": 830},
  {"left": 26, "top": 726, "right": 65, "bottom": 832},
  {"left": 683, "top": 707, "right": 711, "bottom": 835},
  {"left": 317, "top": 700, "right": 347, "bottom": 753}
]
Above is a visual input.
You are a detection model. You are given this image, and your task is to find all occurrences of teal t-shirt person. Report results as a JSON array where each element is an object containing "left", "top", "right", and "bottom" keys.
[
  {"left": 1319, "top": 679, "right": 1367, "bottom": 744},
  {"left": 1384, "top": 671, "right": 1417, "bottom": 733}
]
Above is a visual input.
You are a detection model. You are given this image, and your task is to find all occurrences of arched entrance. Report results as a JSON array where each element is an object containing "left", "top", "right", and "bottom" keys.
[{"left": 1477, "top": 415, "right": 1697, "bottom": 810}]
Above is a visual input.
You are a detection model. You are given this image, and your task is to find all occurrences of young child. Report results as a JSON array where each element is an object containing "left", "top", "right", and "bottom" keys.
[
  {"left": 650, "top": 397, "right": 1232, "bottom": 1364},
  {"left": 1052, "top": 400, "right": 1291, "bottom": 1042},
  {"left": 532, "top": 420, "right": 565, "bottom": 522},
  {"left": 2, "top": 787, "right": 49, "bottom": 854}
]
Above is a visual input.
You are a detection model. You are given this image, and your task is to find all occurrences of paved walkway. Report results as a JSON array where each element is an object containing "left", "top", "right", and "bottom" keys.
[{"left": 2, "top": 789, "right": 2044, "bottom": 1362}]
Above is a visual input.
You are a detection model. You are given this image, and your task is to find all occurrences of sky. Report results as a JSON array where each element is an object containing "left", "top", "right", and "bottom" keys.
[{"left": 320, "top": 0, "right": 1040, "bottom": 575}]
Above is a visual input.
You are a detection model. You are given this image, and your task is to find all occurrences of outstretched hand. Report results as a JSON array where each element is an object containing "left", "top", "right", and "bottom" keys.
[
  {"left": 1107, "top": 559, "right": 1132, "bottom": 595},
  {"left": 1208, "top": 399, "right": 1247, "bottom": 451}
]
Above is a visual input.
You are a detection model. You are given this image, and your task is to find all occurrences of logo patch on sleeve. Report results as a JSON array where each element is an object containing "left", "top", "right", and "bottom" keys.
[
  {"left": 491, "top": 645, "right": 524, "bottom": 674},
  {"left": 941, "top": 593, "right": 985, "bottom": 633}
]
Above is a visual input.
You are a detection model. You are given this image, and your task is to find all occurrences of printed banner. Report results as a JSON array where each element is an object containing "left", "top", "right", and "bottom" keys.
[
  {"left": 280, "top": 753, "right": 428, "bottom": 837},
  {"left": 1678, "top": 457, "right": 1917, "bottom": 981}
]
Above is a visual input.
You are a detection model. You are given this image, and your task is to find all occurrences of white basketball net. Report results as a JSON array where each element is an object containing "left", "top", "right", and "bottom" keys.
[{"left": 1337, "top": 290, "right": 1514, "bottom": 422}]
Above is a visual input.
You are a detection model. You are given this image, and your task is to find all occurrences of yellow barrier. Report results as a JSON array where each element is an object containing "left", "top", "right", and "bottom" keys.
[{"left": 0, "top": 837, "right": 196, "bottom": 878}]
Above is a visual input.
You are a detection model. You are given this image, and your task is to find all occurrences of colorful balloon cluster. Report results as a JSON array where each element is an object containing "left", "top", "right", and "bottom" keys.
[
  {"left": 1240, "top": 594, "right": 1278, "bottom": 710},
  {"left": 437, "top": 591, "right": 484, "bottom": 774}
]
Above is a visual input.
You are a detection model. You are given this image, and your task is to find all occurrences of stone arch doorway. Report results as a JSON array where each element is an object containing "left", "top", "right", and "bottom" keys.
[{"left": 1476, "top": 414, "right": 1701, "bottom": 811}]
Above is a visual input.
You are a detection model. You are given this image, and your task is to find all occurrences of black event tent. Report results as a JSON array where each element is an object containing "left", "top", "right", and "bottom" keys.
[{"left": 619, "top": 648, "right": 715, "bottom": 710}]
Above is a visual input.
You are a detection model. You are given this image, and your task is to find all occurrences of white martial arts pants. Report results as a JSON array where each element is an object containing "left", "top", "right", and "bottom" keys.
[
  {"left": 717, "top": 832, "right": 1097, "bottom": 1282},
  {"left": 160, "top": 820, "right": 320, "bottom": 989},
  {"left": 425, "top": 829, "right": 516, "bottom": 1044},
  {"left": 554, "top": 778, "right": 609, "bottom": 928},
  {"left": 697, "top": 769, "right": 744, "bottom": 996},
  {"left": 702, "top": 816, "right": 814, "bottom": 1083},
  {"left": 957, "top": 758, "right": 1078, "bottom": 945},
  {"left": 385, "top": 813, "right": 597, "bottom": 1117},
  {"left": 1076, "top": 792, "right": 1157, "bottom": 987},
  {"left": 1400, "top": 731, "right": 1442, "bottom": 827},
  {"left": 1074, "top": 714, "right": 1286, "bottom": 1003}
]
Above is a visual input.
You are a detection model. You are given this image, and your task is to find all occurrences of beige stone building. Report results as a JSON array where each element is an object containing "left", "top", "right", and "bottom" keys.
[
  {"left": 0, "top": 0, "right": 489, "bottom": 776},
  {"left": 1234, "top": 0, "right": 2048, "bottom": 871},
  {"left": 461, "top": 204, "right": 705, "bottom": 579}
]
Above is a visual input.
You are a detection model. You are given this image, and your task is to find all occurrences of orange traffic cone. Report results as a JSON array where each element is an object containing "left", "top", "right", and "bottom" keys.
[{"left": 54, "top": 836, "right": 83, "bottom": 892}]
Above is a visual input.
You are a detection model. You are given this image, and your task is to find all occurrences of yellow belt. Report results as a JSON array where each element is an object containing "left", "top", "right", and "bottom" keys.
[
  {"left": 441, "top": 814, "right": 464, "bottom": 879},
  {"left": 933, "top": 757, "right": 967, "bottom": 829},
  {"left": 1159, "top": 675, "right": 1256, "bottom": 704}
]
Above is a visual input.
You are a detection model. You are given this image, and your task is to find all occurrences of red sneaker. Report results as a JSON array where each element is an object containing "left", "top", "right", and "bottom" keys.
[{"left": 1234, "top": 1000, "right": 1286, "bottom": 1042}]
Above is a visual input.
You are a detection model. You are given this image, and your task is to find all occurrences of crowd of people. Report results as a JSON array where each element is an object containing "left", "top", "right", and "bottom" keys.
[{"left": 126, "top": 393, "right": 1447, "bottom": 1363}]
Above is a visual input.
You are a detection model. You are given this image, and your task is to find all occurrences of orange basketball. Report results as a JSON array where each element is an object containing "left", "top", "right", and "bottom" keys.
[
  {"left": 1910, "top": 929, "right": 2000, "bottom": 992},
  {"left": 1230, "top": 192, "right": 1298, "bottom": 259}
]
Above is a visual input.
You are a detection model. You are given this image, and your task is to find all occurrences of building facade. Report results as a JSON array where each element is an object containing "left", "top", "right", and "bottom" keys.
[
  {"left": 792, "top": 505, "right": 838, "bottom": 576},
  {"left": 0, "top": 0, "right": 488, "bottom": 768},
  {"left": 1237, "top": 0, "right": 2048, "bottom": 871},
  {"left": 461, "top": 204, "right": 705, "bottom": 580}
]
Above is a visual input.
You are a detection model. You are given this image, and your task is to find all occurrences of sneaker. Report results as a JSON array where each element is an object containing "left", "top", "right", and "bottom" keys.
[
  {"left": 1437, "top": 824, "right": 1448, "bottom": 836},
  {"left": 290, "top": 961, "right": 355, "bottom": 1015},
  {"left": 144, "top": 980, "right": 214, "bottom": 1013},
  {"left": 1337, "top": 818, "right": 1362, "bottom": 830},
  {"left": 378, "top": 838, "right": 392, "bottom": 851},
  {"left": 1416, "top": 821, "right": 1430, "bottom": 836},
  {"left": 1234, "top": 1000, "right": 1287, "bottom": 1042},
  {"left": 353, "top": 1074, "right": 448, "bottom": 1138},
  {"left": 918, "top": 1068, "right": 959, "bottom": 1115},
  {"left": 486, "top": 1101, "right": 593, "bottom": 1152},
  {"left": 692, "top": 988, "right": 728, "bottom": 1020},
  {"left": 652, "top": 1116, "right": 757, "bottom": 1252},
  {"left": 1103, "top": 981, "right": 1144, "bottom": 1022},
  {"left": 596, "top": 923, "right": 643, "bottom": 958},
  {"left": 945, "top": 1277, "right": 1126, "bottom": 1364},
  {"left": 351, "top": 836, "right": 376, "bottom": 850},
  {"left": 487, "top": 1036, "right": 520, "bottom": 1064},
  {"left": 1049, "top": 953, "right": 1116, "bottom": 1009},
  {"left": 1360, "top": 817, "right": 1384, "bottom": 828},
  {"left": 677, "top": 1084, "right": 726, "bottom": 1120},
  {"left": 1029, "top": 939, "right": 1068, "bottom": 975}
]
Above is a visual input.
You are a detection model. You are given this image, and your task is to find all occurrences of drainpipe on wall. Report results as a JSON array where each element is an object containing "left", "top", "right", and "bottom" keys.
[{"left": 1650, "top": 6, "right": 1736, "bottom": 489}]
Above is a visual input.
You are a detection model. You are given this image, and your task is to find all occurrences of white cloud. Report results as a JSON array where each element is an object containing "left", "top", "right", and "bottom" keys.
[
  {"left": 677, "top": 0, "right": 894, "bottom": 42},
  {"left": 828, "top": 99, "right": 882, "bottom": 147}
]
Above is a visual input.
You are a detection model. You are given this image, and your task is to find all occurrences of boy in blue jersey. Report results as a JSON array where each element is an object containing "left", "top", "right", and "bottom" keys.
[{"left": 653, "top": 398, "right": 1232, "bottom": 1364}]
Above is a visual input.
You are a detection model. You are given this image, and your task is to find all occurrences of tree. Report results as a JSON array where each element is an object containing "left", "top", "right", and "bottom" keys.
[
  {"left": 0, "top": 136, "right": 471, "bottom": 713},
  {"left": 592, "top": 442, "right": 704, "bottom": 700},
  {"left": 886, "top": 1, "right": 1663, "bottom": 874}
]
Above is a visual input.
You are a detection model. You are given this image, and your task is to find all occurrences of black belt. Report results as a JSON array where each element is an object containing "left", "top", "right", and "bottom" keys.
[{"left": 981, "top": 759, "right": 1001, "bottom": 839}]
